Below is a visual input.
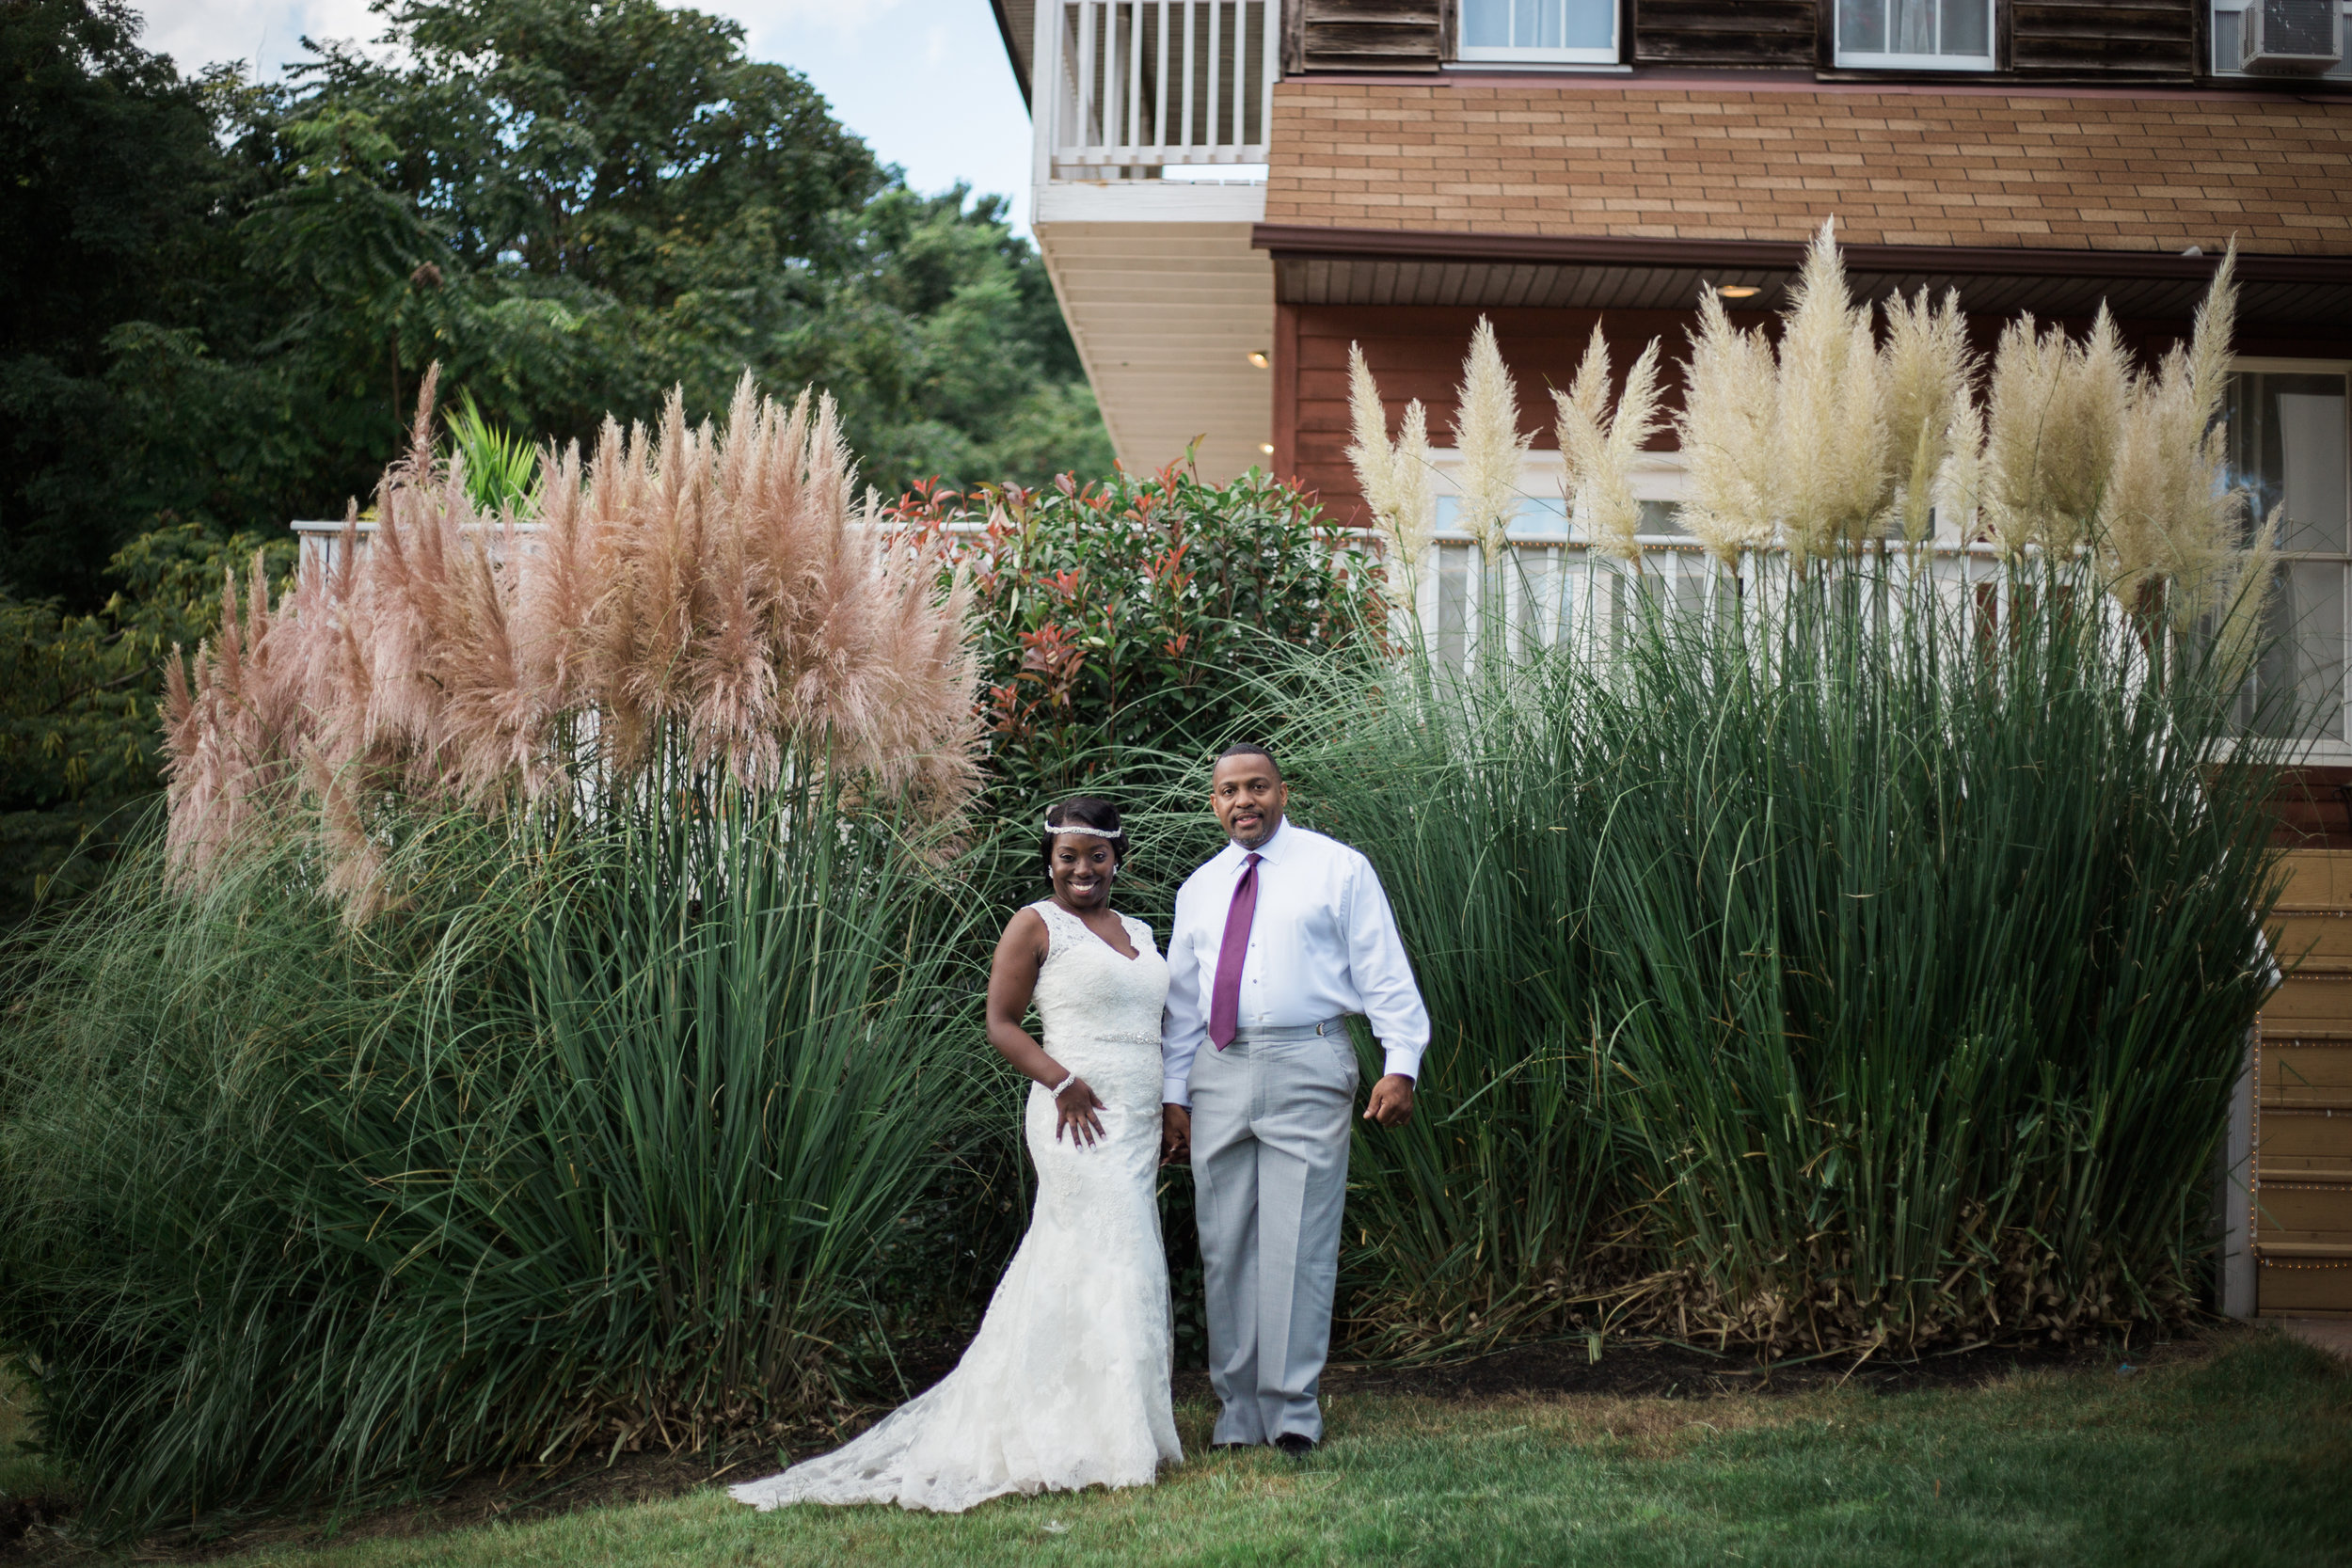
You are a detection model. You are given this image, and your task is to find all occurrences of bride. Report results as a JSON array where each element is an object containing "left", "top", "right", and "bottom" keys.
[{"left": 729, "top": 797, "right": 1183, "bottom": 1513}]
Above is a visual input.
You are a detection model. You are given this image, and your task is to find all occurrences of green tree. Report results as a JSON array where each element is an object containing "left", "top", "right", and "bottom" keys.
[
  {"left": 0, "top": 526, "right": 294, "bottom": 922},
  {"left": 0, "top": 0, "right": 265, "bottom": 602},
  {"left": 0, "top": 0, "right": 1111, "bottom": 926}
]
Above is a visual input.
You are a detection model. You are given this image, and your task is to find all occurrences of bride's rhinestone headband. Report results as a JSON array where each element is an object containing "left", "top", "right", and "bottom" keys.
[{"left": 1041, "top": 819, "right": 1124, "bottom": 839}]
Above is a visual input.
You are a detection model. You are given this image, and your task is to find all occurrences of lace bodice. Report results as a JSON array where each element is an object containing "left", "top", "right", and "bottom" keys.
[
  {"left": 729, "top": 898, "right": 1180, "bottom": 1514},
  {"left": 1029, "top": 898, "right": 1169, "bottom": 1059}
]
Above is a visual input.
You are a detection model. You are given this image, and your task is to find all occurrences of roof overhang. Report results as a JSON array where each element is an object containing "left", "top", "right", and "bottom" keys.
[
  {"left": 1252, "top": 225, "right": 2352, "bottom": 326},
  {"left": 991, "top": 0, "right": 1035, "bottom": 105}
]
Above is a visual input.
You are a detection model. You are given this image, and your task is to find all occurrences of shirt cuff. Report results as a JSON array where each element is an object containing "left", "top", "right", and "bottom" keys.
[
  {"left": 1163, "top": 1076, "right": 1193, "bottom": 1108},
  {"left": 1380, "top": 1043, "right": 1423, "bottom": 1082}
]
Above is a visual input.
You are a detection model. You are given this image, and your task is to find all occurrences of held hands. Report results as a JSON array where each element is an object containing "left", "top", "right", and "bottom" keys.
[
  {"left": 1160, "top": 1104, "right": 1191, "bottom": 1165},
  {"left": 1053, "top": 1076, "right": 1107, "bottom": 1146},
  {"left": 1363, "top": 1073, "right": 1416, "bottom": 1129}
]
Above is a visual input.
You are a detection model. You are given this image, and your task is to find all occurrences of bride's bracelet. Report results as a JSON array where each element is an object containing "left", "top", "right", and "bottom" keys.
[{"left": 1047, "top": 1072, "right": 1079, "bottom": 1101}]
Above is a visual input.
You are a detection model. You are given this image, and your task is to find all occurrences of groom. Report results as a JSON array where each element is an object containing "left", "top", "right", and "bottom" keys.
[{"left": 1160, "top": 742, "right": 1428, "bottom": 1456}]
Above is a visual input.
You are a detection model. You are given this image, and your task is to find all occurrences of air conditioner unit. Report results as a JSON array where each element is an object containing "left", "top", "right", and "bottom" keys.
[{"left": 2242, "top": 0, "right": 2343, "bottom": 69}]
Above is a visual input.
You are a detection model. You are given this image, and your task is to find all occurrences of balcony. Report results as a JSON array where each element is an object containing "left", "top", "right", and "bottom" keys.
[
  {"left": 1037, "top": 0, "right": 1277, "bottom": 192},
  {"left": 1006, "top": 0, "right": 1283, "bottom": 479}
]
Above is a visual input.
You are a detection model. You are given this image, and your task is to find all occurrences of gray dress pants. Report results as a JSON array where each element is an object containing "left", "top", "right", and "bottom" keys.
[{"left": 1187, "top": 1017, "right": 1358, "bottom": 1446}]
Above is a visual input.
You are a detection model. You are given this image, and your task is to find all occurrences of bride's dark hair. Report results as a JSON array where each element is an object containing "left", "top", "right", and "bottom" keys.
[{"left": 1041, "top": 797, "right": 1124, "bottom": 880}]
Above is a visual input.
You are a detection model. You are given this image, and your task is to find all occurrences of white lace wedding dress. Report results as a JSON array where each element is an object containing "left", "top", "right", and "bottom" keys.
[{"left": 729, "top": 898, "right": 1182, "bottom": 1513}]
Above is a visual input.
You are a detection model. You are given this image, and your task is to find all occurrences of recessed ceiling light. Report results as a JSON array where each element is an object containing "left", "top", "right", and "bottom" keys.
[
  {"left": 1248, "top": 351, "right": 1270, "bottom": 369},
  {"left": 1718, "top": 285, "right": 1761, "bottom": 300},
  {"left": 1259, "top": 443, "right": 1275, "bottom": 455}
]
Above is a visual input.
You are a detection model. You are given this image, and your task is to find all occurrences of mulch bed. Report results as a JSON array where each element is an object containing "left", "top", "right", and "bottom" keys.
[
  {"left": 0, "top": 1327, "right": 2219, "bottom": 1562},
  {"left": 1313, "top": 1324, "right": 2207, "bottom": 1402}
]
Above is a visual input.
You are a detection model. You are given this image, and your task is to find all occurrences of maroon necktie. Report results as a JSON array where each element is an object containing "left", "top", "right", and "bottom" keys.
[{"left": 1207, "top": 852, "right": 1262, "bottom": 1050}]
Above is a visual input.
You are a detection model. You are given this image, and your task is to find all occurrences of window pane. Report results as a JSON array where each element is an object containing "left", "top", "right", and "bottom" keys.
[
  {"left": 1564, "top": 0, "right": 1614, "bottom": 47},
  {"left": 2227, "top": 372, "right": 2351, "bottom": 555},
  {"left": 1940, "top": 0, "right": 1990, "bottom": 54},
  {"left": 1894, "top": 0, "right": 1936, "bottom": 53},
  {"left": 1840, "top": 0, "right": 1888, "bottom": 53},
  {"left": 1463, "top": 0, "right": 1512, "bottom": 48},
  {"left": 2281, "top": 391, "right": 2351, "bottom": 553},
  {"left": 2256, "top": 561, "right": 2347, "bottom": 741},
  {"left": 1436, "top": 543, "right": 1470, "bottom": 669}
]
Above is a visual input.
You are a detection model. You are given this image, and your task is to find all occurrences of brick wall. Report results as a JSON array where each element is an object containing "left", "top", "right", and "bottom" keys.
[{"left": 1265, "top": 81, "right": 2352, "bottom": 253}]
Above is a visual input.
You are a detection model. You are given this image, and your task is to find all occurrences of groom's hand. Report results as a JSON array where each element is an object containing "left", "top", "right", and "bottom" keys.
[
  {"left": 1363, "top": 1074, "right": 1416, "bottom": 1129},
  {"left": 1160, "top": 1104, "right": 1192, "bottom": 1165}
]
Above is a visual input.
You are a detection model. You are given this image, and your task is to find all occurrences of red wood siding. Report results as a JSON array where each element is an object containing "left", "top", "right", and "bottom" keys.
[{"left": 1279, "top": 303, "right": 2352, "bottom": 524}]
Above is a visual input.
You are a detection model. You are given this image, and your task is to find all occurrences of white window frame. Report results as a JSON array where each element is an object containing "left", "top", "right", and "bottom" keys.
[
  {"left": 1455, "top": 0, "right": 1622, "bottom": 65},
  {"left": 1833, "top": 0, "right": 1997, "bottom": 70},
  {"left": 2233, "top": 356, "right": 2352, "bottom": 762}
]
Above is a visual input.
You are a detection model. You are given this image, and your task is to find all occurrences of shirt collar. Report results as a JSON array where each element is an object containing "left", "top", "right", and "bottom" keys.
[{"left": 1223, "top": 816, "right": 1294, "bottom": 867}]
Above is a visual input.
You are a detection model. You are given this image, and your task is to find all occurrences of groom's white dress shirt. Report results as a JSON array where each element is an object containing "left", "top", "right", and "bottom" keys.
[{"left": 1161, "top": 818, "right": 1430, "bottom": 1106}]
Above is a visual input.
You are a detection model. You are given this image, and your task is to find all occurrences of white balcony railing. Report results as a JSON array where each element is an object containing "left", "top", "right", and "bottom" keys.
[{"left": 1037, "top": 0, "right": 1280, "bottom": 180}]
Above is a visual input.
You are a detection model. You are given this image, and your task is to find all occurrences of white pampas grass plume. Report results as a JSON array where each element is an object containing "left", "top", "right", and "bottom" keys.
[
  {"left": 158, "top": 367, "right": 982, "bottom": 918},
  {"left": 1677, "top": 288, "right": 1779, "bottom": 569},
  {"left": 1345, "top": 343, "right": 1436, "bottom": 600},
  {"left": 2106, "top": 245, "right": 2251, "bottom": 627},
  {"left": 1553, "top": 325, "right": 1665, "bottom": 563},
  {"left": 1452, "top": 317, "right": 1533, "bottom": 555},
  {"left": 1983, "top": 313, "right": 2073, "bottom": 554},
  {"left": 1936, "top": 395, "right": 1987, "bottom": 546},
  {"left": 1773, "top": 220, "right": 1888, "bottom": 558},
  {"left": 1881, "top": 287, "right": 1975, "bottom": 546},
  {"left": 1391, "top": 399, "right": 1436, "bottom": 570},
  {"left": 2055, "top": 307, "right": 2131, "bottom": 529}
]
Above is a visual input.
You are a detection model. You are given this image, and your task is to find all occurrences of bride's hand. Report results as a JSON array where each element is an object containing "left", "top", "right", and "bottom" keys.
[{"left": 1054, "top": 1077, "right": 1106, "bottom": 1147}]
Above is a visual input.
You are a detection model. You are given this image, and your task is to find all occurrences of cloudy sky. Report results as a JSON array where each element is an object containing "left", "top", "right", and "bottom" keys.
[{"left": 135, "top": 0, "right": 1041, "bottom": 230}]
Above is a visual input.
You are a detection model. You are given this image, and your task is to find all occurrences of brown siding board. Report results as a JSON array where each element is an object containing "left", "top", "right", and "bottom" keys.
[
  {"left": 2013, "top": 38, "right": 2197, "bottom": 69},
  {"left": 1636, "top": 30, "right": 1818, "bottom": 61},
  {"left": 1636, "top": 0, "right": 1815, "bottom": 32},
  {"left": 1634, "top": 0, "right": 1820, "bottom": 63},
  {"left": 1300, "top": 0, "right": 1441, "bottom": 71},
  {"left": 2011, "top": 0, "right": 2198, "bottom": 71}
]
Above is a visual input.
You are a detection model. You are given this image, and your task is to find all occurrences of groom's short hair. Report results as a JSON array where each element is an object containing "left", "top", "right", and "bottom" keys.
[{"left": 1214, "top": 741, "right": 1281, "bottom": 781}]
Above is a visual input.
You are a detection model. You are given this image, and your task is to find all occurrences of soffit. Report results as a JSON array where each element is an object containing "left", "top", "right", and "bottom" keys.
[
  {"left": 993, "top": 0, "right": 1035, "bottom": 102},
  {"left": 1256, "top": 227, "right": 2352, "bottom": 326},
  {"left": 1039, "top": 220, "right": 1275, "bottom": 482}
]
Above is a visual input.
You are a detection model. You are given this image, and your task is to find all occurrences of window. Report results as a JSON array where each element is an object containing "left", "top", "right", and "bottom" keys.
[
  {"left": 1834, "top": 0, "right": 1994, "bottom": 69},
  {"left": 2233, "top": 365, "right": 2352, "bottom": 749},
  {"left": 1458, "top": 0, "right": 1619, "bottom": 64}
]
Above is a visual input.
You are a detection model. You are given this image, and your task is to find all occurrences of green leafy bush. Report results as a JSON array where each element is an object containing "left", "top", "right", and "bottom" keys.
[{"left": 888, "top": 465, "right": 1387, "bottom": 805}]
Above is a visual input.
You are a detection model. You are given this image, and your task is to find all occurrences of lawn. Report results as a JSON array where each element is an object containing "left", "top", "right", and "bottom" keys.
[{"left": 178, "top": 1328, "right": 2348, "bottom": 1568}]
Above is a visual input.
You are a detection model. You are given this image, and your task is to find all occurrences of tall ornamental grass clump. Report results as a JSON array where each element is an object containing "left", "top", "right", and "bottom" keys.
[
  {"left": 1311, "top": 224, "right": 2285, "bottom": 1356},
  {"left": 0, "top": 374, "right": 984, "bottom": 1535}
]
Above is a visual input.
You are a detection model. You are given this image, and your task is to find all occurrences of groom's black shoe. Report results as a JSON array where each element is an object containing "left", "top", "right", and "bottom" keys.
[{"left": 1272, "top": 1433, "right": 1317, "bottom": 1458}]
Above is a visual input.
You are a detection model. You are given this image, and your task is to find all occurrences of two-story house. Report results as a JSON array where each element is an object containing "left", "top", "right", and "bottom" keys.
[{"left": 987, "top": 0, "right": 2352, "bottom": 1316}]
